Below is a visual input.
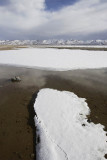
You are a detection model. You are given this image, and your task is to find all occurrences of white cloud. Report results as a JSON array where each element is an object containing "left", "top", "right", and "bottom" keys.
[
  {"left": 0, "top": 0, "right": 47, "bottom": 31},
  {"left": 42, "top": 0, "right": 107, "bottom": 36},
  {"left": 0, "top": 0, "right": 107, "bottom": 39}
]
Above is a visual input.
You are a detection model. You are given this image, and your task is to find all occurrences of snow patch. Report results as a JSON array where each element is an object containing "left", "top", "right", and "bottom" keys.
[{"left": 34, "top": 89, "right": 107, "bottom": 160}]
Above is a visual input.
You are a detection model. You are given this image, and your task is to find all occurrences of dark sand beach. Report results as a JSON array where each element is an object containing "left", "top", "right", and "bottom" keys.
[{"left": 0, "top": 65, "right": 107, "bottom": 160}]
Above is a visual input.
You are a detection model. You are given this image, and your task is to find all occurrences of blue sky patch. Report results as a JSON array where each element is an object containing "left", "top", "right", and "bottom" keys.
[
  {"left": 45, "top": 0, "right": 78, "bottom": 11},
  {"left": 0, "top": 0, "right": 10, "bottom": 6}
]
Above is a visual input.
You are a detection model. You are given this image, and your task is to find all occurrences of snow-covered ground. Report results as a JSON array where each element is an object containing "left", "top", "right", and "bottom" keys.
[
  {"left": 0, "top": 48, "right": 107, "bottom": 70},
  {"left": 34, "top": 89, "right": 107, "bottom": 160}
]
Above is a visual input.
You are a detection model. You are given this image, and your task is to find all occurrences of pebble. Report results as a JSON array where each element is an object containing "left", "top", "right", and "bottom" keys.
[
  {"left": 87, "top": 118, "right": 91, "bottom": 123},
  {"left": 11, "top": 76, "right": 21, "bottom": 82}
]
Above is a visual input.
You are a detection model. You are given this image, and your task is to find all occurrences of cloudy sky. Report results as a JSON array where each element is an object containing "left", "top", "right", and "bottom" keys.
[{"left": 0, "top": 0, "right": 107, "bottom": 40}]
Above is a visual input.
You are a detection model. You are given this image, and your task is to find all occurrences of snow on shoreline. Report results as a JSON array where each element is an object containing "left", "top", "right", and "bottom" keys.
[
  {"left": 0, "top": 48, "right": 107, "bottom": 71},
  {"left": 34, "top": 89, "right": 107, "bottom": 160}
]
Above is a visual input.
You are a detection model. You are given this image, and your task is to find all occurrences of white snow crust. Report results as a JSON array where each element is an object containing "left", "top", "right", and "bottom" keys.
[
  {"left": 34, "top": 89, "right": 107, "bottom": 160},
  {"left": 0, "top": 48, "right": 107, "bottom": 70}
]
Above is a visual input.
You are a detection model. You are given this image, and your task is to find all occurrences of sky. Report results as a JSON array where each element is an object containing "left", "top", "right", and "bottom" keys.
[{"left": 0, "top": 0, "right": 107, "bottom": 40}]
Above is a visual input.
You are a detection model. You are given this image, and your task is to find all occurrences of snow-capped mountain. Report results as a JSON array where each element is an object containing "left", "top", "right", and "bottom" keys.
[{"left": 0, "top": 39, "right": 107, "bottom": 45}]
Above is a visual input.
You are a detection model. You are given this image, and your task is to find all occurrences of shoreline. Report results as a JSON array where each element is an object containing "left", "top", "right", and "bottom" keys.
[
  {"left": 1, "top": 44, "right": 107, "bottom": 51},
  {"left": 0, "top": 65, "right": 107, "bottom": 160}
]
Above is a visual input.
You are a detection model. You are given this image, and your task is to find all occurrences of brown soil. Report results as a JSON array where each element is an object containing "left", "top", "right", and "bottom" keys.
[{"left": 0, "top": 45, "right": 28, "bottom": 50}]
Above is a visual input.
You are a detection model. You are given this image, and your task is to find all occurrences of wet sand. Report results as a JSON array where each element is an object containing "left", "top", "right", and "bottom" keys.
[{"left": 0, "top": 65, "right": 107, "bottom": 160}]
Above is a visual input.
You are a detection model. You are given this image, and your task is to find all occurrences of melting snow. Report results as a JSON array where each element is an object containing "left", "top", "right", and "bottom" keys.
[
  {"left": 0, "top": 48, "right": 107, "bottom": 70},
  {"left": 34, "top": 89, "right": 107, "bottom": 160}
]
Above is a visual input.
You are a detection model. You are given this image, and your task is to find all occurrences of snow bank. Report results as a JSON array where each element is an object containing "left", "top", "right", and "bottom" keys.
[
  {"left": 34, "top": 89, "right": 107, "bottom": 160},
  {"left": 0, "top": 48, "right": 107, "bottom": 70}
]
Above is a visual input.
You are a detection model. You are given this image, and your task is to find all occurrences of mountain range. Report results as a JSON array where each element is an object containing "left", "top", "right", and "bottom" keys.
[{"left": 0, "top": 39, "right": 107, "bottom": 45}]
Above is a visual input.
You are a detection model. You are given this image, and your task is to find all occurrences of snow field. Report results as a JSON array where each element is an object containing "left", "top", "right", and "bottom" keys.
[{"left": 0, "top": 48, "right": 107, "bottom": 70}]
